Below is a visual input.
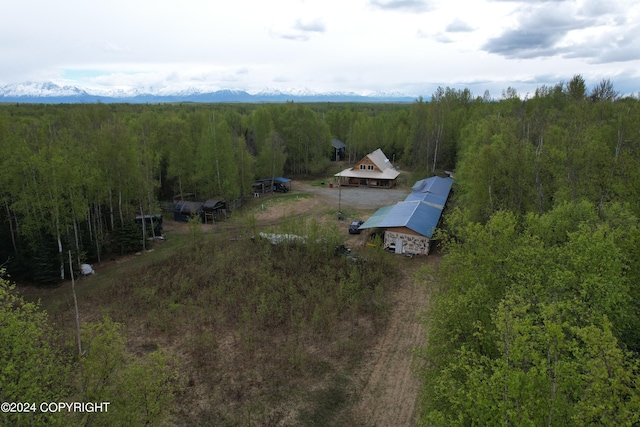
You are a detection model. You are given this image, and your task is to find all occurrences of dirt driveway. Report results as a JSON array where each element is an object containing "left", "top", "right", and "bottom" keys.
[
  {"left": 242, "top": 181, "right": 411, "bottom": 239},
  {"left": 165, "top": 180, "right": 410, "bottom": 234},
  {"left": 293, "top": 181, "right": 411, "bottom": 210}
]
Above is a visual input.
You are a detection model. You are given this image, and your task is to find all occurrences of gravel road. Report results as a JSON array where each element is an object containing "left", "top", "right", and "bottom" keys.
[{"left": 293, "top": 182, "right": 411, "bottom": 210}]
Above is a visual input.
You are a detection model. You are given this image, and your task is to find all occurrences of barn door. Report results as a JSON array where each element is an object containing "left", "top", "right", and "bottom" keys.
[{"left": 395, "top": 237, "right": 403, "bottom": 254}]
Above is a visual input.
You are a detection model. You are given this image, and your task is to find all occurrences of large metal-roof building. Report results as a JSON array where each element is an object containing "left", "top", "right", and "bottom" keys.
[{"left": 359, "top": 176, "right": 453, "bottom": 255}]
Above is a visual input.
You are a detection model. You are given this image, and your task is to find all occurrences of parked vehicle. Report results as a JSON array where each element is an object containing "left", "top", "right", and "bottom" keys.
[
  {"left": 349, "top": 220, "right": 364, "bottom": 234},
  {"left": 135, "top": 214, "right": 163, "bottom": 236},
  {"left": 273, "top": 183, "right": 289, "bottom": 193}
]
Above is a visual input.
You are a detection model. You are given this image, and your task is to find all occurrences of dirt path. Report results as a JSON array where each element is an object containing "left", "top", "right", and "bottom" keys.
[
  {"left": 250, "top": 181, "right": 431, "bottom": 426},
  {"left": 244, "top": 181, "right": 430, "bottom": 426},
  {"left": 350, "top": 261, "right": 430, "bottom": 427}
]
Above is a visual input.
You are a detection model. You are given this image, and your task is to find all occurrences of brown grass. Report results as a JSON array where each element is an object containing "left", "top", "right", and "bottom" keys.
[{"left": 19, "top": 182, "right": 433, "bottom": 426}]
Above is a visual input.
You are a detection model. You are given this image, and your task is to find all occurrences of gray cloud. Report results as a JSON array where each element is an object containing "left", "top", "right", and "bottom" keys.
[
  {"left": 520, "top": 71, "right": 640, "bottom": 97},
  {"left": 483, "top": 29, "right": 563, "bottom": 58},
  {"left": 603, "top": 70, "right": 640, "bottom": 96},
  {"left": 417, "top": 29, "right": 454, "bottom": 42},
  {"left": 293, "top": 18, "right": 326, "bottom": 33},
  {"left": 280, "top": 33, "right": 310, "bottom": 41},
  {"left": 274, "top": 18, "right": 326, "bottom": 42},
  {"left": 596, "top": 45, "right": 640, "bottom": 64},
  {"left": 579, "top": 0, "right": 619, "bottom": 17},
  {"left": 483, "top": 2, "right": 640, "bottom": 64},
  {"left": 434, "top": 33, "right": 454, "bottom": 43},
  {"left": 368, "top": 0, "right": 434, "bottom": 13},
  {"left": 446, "top": 19, "right": 474, "bottom": 33},
  {"left": 418, "top": 19, "right": 474, "bottom": 43},
  {"left": 563, "top": 25, "right": 640, "bottom": 63},
  {"left": 482, "top": 6, "right": 594, "bottom": 58}
]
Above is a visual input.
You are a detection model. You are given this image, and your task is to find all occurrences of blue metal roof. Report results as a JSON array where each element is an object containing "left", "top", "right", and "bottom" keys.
[
  {"left": 384, "top": 201, "right": 443, "bottom": 238},
  {"left": 406, "top": 176, "right": 453, "bottom": 208},
  {"left": 404, "top": 191, "right": 448, "bottom": 207},
  {"left": 360, "top": 176, "right": 453, "bottom": 238},
  {"left": 331, "top": 138, "right": 346, "bottom": 149},
  {"left": 256, "top": 177, "right": 291, "bottom": 183},
  {"left": 411, "top": 176, "right": 453, "bottom": 196},
  {"left": 358, "top": 205, "right": 394, "bottom": 229},
  {"left": 360, "top": 201, "right": 443, "bottom": 238}
]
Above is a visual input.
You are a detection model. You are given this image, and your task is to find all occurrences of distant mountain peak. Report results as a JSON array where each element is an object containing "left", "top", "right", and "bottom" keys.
[
  {"left": 0, "top": 81, "right": 418, "bottom": 103},
  {"left": 1, "top": 81, "right": 89, "bottom": 97}
]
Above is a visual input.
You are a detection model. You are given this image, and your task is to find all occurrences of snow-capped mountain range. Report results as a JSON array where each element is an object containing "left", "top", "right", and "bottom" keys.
[{"left": 0, "top": 81, "right": 417, "bottom": 103}]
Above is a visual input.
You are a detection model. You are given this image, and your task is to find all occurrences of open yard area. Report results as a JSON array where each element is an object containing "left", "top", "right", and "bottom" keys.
[{"left": 16, "top": 179, "right": 433, "bottom": 426}]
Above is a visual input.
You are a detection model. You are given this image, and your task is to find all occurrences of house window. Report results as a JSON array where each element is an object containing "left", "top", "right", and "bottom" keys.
[
  {"left": 368, "top": 165, "right": 374, "bottom": 170},
  {"left": 360, "top": 164, "right": 366, "bottom": 170}
]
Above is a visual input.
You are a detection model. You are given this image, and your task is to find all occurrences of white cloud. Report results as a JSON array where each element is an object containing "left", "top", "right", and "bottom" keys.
[{"left": 0, "top": 0, "right": 638, "bottom": 96}]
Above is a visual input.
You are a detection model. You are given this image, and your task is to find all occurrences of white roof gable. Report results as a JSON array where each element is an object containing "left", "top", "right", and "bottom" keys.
[
  {"left": 367, "top": 148, "right": 394, "bottom": 171},
  {"left": 334, "top": 148, "right": 399, "bottom": 179},
  {"left": 334, "top": 167, "right": 400, "bottom": 179}
]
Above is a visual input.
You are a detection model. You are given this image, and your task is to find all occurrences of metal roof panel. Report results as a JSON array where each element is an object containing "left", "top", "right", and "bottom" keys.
[
  {"left": 360, "top": 201, "right": 443, "bottom": 238},
  {"left": 359, "top": 205, "right": 395, "bottom": 229}
]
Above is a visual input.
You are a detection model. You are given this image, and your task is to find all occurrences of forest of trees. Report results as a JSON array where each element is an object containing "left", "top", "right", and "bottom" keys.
[
  {"left": 0, "top": 95, "right": 469, "bottom": 284},
  {"left": 417, "top": 75, "right": 640, "bottom": 426},
  {"left": 1, "top": 75, "right": 640, "bottom": 423}
]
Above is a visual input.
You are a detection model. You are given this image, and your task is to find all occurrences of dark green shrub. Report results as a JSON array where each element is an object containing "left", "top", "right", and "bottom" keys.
[{"left": 107, "top": 221, "right": 143, "bottom": 256}]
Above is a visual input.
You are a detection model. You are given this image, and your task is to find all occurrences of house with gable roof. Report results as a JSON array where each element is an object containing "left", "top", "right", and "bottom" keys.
[{"left": 334, "top": 148, "right": 400, "bottom": 188}]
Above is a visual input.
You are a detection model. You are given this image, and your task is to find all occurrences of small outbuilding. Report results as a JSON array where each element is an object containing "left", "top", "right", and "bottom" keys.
[
  {"left": 173, "top": 201, "right": 204, "bottom": 222},
  {"left": 331, "top": 138, "right": 346, "bottom": 161},
  {"left": 202, "top": 199, "right": 226, "bottom": 223},
  {"left": 253, "top": 177, "right": 292, "bottom": 196}
]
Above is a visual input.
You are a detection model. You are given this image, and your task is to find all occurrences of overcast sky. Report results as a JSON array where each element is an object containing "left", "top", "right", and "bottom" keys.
[{"left": 2, "top": 0, "right": 639, "bottom": 97}]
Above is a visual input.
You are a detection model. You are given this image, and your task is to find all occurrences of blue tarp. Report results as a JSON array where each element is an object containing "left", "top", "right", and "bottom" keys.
[{"left": 256, "top": 177, "right": 291, "bottom": 183}]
